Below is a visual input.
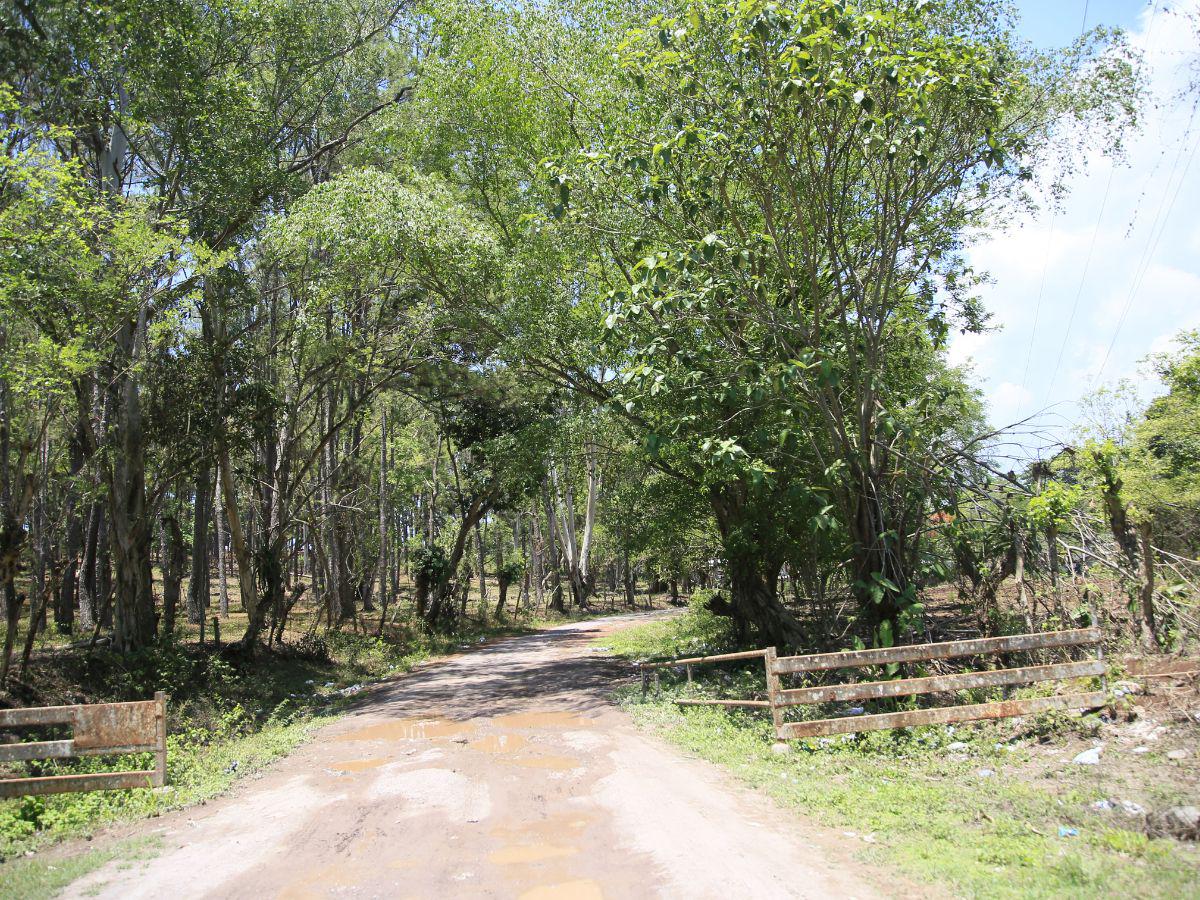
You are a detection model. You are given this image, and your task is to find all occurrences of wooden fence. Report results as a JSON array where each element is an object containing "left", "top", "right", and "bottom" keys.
[
  {"left": 639, "top": 628, "right": 1106, "bottom": 741},
  {"left": 0, "top": 692, "right": 167, "bottom": 798}
]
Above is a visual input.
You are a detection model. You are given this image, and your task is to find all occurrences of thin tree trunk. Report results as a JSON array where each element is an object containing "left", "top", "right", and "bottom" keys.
[
  {"left": 55, "top": 422, "right": 86, "bottom": 634},
  {"left": 215, "top": 478, "right": 229, "bottom": 617},
  {"left": 475, "top": 519, "right": 488, "bottom": 621},
  {"left": 187, "top": 467, "right": 212, "bottom": 624},
  {"left": 79, "top": 502, "right": 101, "bottom": 632},
  {"left": 1137, "top": 521, "right": 1158, "bottom": 650},
  {"left": 530, "top": 503, "right": 545, "bottom": 611},
  {"left": 218, "top": 442, "right": 256, "bottom": 624},
  {"left": 160, "top": 513, "right": 185, "bottom": 635}
]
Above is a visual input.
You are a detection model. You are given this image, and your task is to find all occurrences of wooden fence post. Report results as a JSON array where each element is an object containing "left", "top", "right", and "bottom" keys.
[
  {"left": 764, "top": 647, "right": 783, "bottom": 739},
  {"left": 154, "top": 691, "right": 167, "bottom": 788}
]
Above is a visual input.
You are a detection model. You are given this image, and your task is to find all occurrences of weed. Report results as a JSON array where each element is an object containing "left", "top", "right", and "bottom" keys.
[{"left": 603, "top": 612, "right": 1200, "bottom": 898}]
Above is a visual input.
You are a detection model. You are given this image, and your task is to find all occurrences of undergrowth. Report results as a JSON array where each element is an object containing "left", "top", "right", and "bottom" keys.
[
  {"left": 603, "top": 602, "right": 1200, "bottom": 899},
  {"left": 603, "top": 590, "right": 735, "bottom": 660}
]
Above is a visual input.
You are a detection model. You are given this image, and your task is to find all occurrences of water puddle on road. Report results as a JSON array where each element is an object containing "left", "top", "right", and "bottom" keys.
[
  {"left": 489, "top": 843, "right": 579, "bottom": 865},
  {"left": 470, "top": 733, "right": 528, "bottom": 754},
  {"left": 492, "top": 812, "right": 594, "bottom": 842},
  {"left": 335, "top": 717, "right": 478, "bottom": 742},
  {"left": 518, "top": 879, "right": 604, "bottom": 900},
  {"left": 491, "top": 711, "right": 594, "bottom": 730},
  {"left": 330, "top": 758, "right": 390, "bottom": 773},
  {"left": 502, "top": 754, "right": 582, "bottom": 771}
]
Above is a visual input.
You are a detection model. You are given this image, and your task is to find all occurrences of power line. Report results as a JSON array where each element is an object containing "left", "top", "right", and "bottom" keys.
[
  {"left": 1013, "top": 208, "right": 1056, "bottom": 420},
  {"left": 1013, "top": 0, "right": 1091, "bottom": 420},
  {"left": 1094, "top": 128, "right": 1200, "bottom": 381},
  {"left": 1041, "top": 164, "right": 1114, "bottom": 406}
]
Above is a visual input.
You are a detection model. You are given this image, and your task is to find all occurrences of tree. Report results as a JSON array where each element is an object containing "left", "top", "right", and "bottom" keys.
[
  {"left": 1123, "top": 331, "right": 1200, "bottom": 555},
  {"left": 543, "top": 0, "right": 1138, "bottom": 647}
]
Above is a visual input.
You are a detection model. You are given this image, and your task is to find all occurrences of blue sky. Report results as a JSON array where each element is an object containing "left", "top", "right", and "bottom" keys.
[{"left": 952, "top": 1, "right": 1200, "bottom": 460}]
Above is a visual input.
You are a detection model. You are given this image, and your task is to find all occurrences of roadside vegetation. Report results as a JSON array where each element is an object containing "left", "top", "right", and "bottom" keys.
[
  {"left": 607, "top": 604, "right": 1200, "bottom": 898},
  {"left": 1, "top": 0, "right": 1199, "bottom": 893}
]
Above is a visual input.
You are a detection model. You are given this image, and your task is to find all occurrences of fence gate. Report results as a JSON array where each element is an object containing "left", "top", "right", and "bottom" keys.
[
  {"left": 639, "top": 628, "right": 1106, "bottom": 741},
  {"left": 0, "top": 692, "right": 167, "bottom": 797}
]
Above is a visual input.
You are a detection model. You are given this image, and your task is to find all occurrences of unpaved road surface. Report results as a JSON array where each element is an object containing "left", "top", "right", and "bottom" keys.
[{"left": 67, "top": 613, "right": 888, "bottom": 899}]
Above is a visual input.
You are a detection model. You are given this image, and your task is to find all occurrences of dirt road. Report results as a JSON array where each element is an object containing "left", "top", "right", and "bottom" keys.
[{"left": 66, "top": 614, "right": 887, "bottom": 899}]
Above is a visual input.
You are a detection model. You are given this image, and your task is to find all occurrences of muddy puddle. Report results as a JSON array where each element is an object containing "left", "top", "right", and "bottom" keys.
[
  {"left": 470, "top": 733, "right": 528, "bottom": 753},
  {"left": 502, "top": 753, "right": 582, "bottom": 771},
  {"left": 492, "top": 813, "right": 594, "bottom": 842},
  {"left": 491, "top": 711, "right": 595, "bottom": 730},
  {"left": 489, "top": 843, "right": 580, "bottom": 865},
  {"left": 335, "top": 717, "right": 477, "bottom": 742},
  {"left": 518, "top": 879, "right": 604, "bottom": 899},
  {"left": 329, "top": 758, "right": 390, "bottom": 773}
]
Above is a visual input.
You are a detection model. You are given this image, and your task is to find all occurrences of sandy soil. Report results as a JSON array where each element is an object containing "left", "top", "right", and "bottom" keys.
[{"left": 63, "top": 613, "right": 894, "bottom": 899}]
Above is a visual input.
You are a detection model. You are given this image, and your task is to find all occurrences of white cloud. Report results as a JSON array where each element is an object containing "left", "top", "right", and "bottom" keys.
[
  {"left": 947, "top": 329, "right": 993, "bottom": 371},
  {"left": 989, "top": 381, "right": 1035, "bottom": 427},
  {"left": 959, "top": 1, "right": 1200, "bottom": 448}
]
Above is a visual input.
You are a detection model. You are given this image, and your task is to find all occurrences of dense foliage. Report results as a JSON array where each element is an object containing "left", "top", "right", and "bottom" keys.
[{"left": 0, "top": 0, "right": 1193, "bottom": 680}]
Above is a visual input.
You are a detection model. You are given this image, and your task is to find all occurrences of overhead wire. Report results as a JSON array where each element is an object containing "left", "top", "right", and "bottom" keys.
[
  {"left": 1012, "top": 0, "right": 1090, "bottom": 421},
  {"left": 1094, "top": 125, "right": 1200, "bottom": 381}
]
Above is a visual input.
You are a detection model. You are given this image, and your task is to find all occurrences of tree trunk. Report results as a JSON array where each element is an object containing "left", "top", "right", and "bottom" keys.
[
  {"left": 55, "top": 422, "right": 87, "bottom": 634},
  {"left": 424, "top": 498, "right": 486, "bottom": 631},
  {"left": 215, "top": 480, "right": 230, "bottom": 617},
  {"left": 187, "top": 467, "right": 212, "bottom": 624},
  {"left": 541, "top": 481, "right": 564, "bottom": 613},
  {"left": 530, "top": 502, "right": 545, "bottom": 611},
  {"left": 495, "top": 575, "right": 511, "bottom": 620},
  {"left": 710, "top": 487, "right": 805, "bottom": 649},
  {"left": 79, "top": 501, "right": 101, "bottom": 632},
  {"left": 1137, "top": 520, "right": 1158, "bottom": 650},
  {"left": 218, "top": 444, "right": 257, "bottom": 642},
  {"left": 107, "top": 314, "right": 157, "bottom": 654},
  {"left": 622, "top": 549, "right": 635, "bottom": 608},
  {"left": 160, "top": 514, "right": 185, "bottom": 635},
  {"left": 475, "top": 519, "right": 487, "bottom": 620},
  {"left": 1013, "top": 527, "right": 1033, "bottom": 633}
]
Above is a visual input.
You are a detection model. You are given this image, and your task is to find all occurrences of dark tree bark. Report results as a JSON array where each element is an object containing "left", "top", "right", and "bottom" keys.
[
  {"left": 107, "top": 315, "right": 157, "bottom": 653},
  {"left": 541, "top": 481, "right": 564, "bottom": 613},
  {"left": 160, "top": 513, "right": 186, "bottom": 635},
  {"left": 187, "top": 467, "right": 213, "bottom": 624},
  {"left": 54, "top": 423, "right": 87, "bottom": 634},
  {"left": 710, "top": 486, "right": 805, "bottom": 650}
]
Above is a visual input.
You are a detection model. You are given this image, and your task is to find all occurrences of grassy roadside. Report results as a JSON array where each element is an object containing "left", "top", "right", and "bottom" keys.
[
  {"left": 603, "top": 602, "right": 1200, "bottom": 899},
  {"left": 0, "top": 617, "right": 537, "bottom": 896}
]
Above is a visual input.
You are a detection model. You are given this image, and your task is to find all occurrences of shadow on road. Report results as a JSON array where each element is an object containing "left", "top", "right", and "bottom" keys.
[{"left": 346, "top": 616, "right": 656, "bottom": 721}]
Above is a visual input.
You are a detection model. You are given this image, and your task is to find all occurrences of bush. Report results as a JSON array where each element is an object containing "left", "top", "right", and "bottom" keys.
[{"left": 604, "top": 590, "right": 737, "bottom": 660}]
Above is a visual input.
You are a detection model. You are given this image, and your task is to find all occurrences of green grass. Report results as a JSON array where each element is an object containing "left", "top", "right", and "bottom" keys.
[
  {"left": 603, "top": 612, "right": 1200, "bottom": 899},
  {"left": 1, "top": 834, "right": 165, "bottom": 900},
  {"left": 602, "top": 591, "right": 733, "bottom": 660}
]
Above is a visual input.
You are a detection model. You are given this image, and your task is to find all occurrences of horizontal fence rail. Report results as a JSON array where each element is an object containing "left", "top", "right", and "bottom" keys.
[
  {"left": 777, "top": 692, "right": 1108, "bottom": 740},
  {"left": 772, "top": 628, "right": 1102, "bottom": 675},
  {"left": 638, "top": 649, "right": 769, "bottom": 670},
  {"left": 776, "top": 659, "right": 1107, "bottom": 707},
  {"left": 637, "top": 629, "right": 1106, "bottom": 741},
  {"left": 0, "top": 692, "right": 166, "bottom": 798}
]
